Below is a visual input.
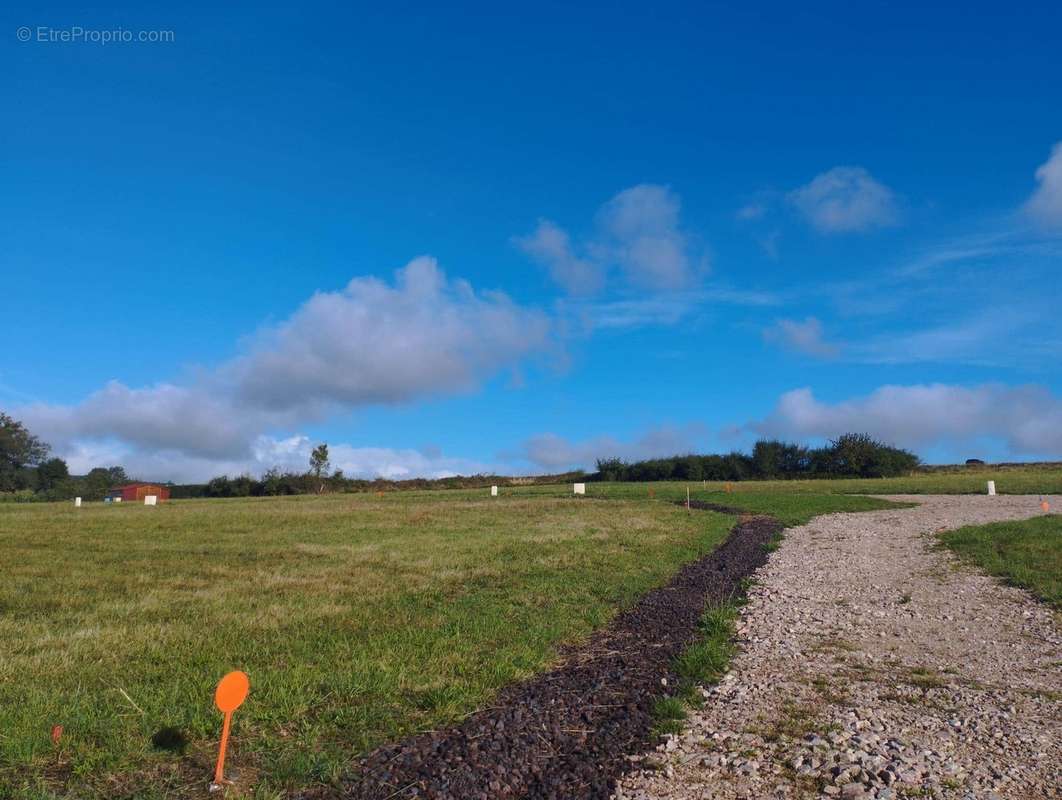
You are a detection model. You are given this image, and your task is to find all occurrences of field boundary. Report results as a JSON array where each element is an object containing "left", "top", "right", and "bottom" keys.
[{"left": 319, "top": 513, "right": 782, "bottom": 800}]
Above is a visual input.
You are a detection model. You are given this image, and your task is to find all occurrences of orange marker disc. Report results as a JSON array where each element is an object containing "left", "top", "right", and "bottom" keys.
[
  {"left": 215, "top": 671, "right": 249, "bottom": 713},
  {"left": 1041, "top": 500, "right": 1050, "bottom": 512},
  {"left": 212, "top": 671, "right": 250, "bottom": 787}
]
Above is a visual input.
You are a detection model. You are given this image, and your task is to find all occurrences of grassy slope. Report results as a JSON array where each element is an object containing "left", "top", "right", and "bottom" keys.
[
  {"left": 0, "top": 487, "right": 908, "bottom": 798},
  {"left": 939, "top": 514, "right": 1061, "bottom": 608},
  {"left": 696, "top": 466, "right": 1062, "bottom": 495},
  {"left": 564, "top": 465, "right": 1061, "bottom": 497},
  {"left": 3, "top": 492, "right": 732, "bottom": 798}
]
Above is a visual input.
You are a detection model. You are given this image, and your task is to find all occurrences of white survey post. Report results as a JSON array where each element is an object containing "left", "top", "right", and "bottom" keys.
[
  {"left": 491, "top": 485, "right": 498, "bottom": 496},
  {"left": 74, "top": 497, "right": 82, "bottom": 507},
  {"left": 145, "top": 495, "right": 158, "bottom": 506},
  {"left": 573, "top": 483, "right": 586, "bottom": 495},
  {"left": 987, "top": 481, "right": 996, "bottom": 496}
]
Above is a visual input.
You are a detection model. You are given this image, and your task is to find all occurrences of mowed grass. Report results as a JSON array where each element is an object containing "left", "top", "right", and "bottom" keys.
[
  {"left": 546, "top": 465, "right": 1061, "bottom": 518},
  {"left": 532, "top": 483, "right": 910, "bottom": 527},
  {"left": 939, "top": 514, "right": 1062, "bottom": 608},
  {"left": 702, "top": 465, "right": 1061, "bottom": 495},
  {"left": 0, "top": 486, "right": 912, "bottom": 797},
  {"left": 2, "top": 491, "right": 740, "bottom": 798}
]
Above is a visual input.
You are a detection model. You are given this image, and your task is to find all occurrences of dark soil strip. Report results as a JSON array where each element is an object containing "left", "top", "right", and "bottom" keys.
[
  {"left": 678, "top": 499, "right": 750, "bottom": 516},
  {"left": 314, "top": 514, "right": 782, "bottom": 800}
]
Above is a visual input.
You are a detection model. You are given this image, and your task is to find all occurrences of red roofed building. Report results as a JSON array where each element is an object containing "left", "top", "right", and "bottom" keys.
[{"left": 106, "top": 483, "right": 171, "bottom": 503}]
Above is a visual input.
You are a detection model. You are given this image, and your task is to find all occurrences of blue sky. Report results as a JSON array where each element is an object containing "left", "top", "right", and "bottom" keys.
[{"left": 3, "top": 1, "right": 1061, "bottom": 481}]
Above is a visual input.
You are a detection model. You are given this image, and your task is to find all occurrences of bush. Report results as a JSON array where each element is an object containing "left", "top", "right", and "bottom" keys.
[{"left": 589, "top": 433, "right": 920, "bottom": 483}]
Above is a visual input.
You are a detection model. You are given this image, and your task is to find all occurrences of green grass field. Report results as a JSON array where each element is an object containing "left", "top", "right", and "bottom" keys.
[
  {"left": 939, "top": 514, "right": 1062, "bottom": 608},
  {"left": 3, "top": 468, "right": 1057, "bottom": 798},
  {"left": 623, "top": 464, "right": 1062, "bottom": 497},
  {"left": 0, "top": 486, "right": 904, "bottom": 799}
]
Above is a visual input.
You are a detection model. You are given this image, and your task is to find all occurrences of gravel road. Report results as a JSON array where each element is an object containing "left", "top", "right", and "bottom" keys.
[{"left": 616, "top": 495, "right": 1061, "bottom": 800}]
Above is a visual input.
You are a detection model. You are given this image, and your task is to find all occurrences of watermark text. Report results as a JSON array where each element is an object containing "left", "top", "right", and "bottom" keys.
[{"left": 17, "top": 26, "right": 175, "bottom": 44}]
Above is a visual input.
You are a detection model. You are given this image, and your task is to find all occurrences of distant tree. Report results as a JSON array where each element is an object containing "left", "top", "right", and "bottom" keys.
[
  {"left": 36, "top": 457, "right": 70, "bottom": 493},
  {"left": 0, "top": 413, "right": 50, "bottom": 492},
  {"left": 229, "top": 474, "right": 254, "bottom": 497},
  {"left": 827, "top": 433, "right": 919, "bottom": 478},
  {"left": 309, "top": 444, "right": 330, "bottom": 493},
  {"left": 262, "top": 467, "right": 283, "bottom": 496},
  {"left": 595, "top": 457, "right": 627, "bottom": 482},
  {"left": 207, "top": 475, "right": 233, "bottom": 497},
  {"left": 107, "top": 466, "right": 129, "bottom": 485}
]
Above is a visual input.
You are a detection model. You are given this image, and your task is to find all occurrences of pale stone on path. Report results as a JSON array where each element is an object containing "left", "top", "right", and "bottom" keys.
[
  {"left": 616, "top": 494, "right": 1062, "bottom": 800},
  {"left": 574, "top": 483, "right": 586, "bottom": 495}
]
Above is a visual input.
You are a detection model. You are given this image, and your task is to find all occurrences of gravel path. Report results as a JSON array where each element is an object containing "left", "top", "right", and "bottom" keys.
[{"left": 616, "top": 495, "right": 1061, "bottom": 800}]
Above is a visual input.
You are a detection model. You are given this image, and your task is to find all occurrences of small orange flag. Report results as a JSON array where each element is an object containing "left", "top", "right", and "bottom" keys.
[{"left": 212, "top": 671, "right": 249, "bottom": 788}]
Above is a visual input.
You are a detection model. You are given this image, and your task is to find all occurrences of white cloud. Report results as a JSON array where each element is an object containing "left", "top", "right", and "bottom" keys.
[
  {"left": 517, "top": 424, "right": 707, "bottom": 471},
  {"left": 513, "top": 220, "right": 605, "bottom": 295},
  {"left": 21, "top": 381, "right": 267, "bottom": 461},
  {"left": 517, "top": 184, "right": 707, "bottom": 295},
  {"left": 750, "top": 384, "right": 1062, "bottom": 456},
  {"left": 789, "top": 166, "right": 898, "bottom": 233},
  {"left": 59, "top": 435, "right": 500, "bottom": 484},
  {"left": 1024, "top": 141, "right": 1062, "bottom": 230},
  {"left": 850, "top": 314, "right": 1030, "bottom": 366},
  {"left": 763, "top": 317, "right": 839, "bottom": 358},
  {"left": 230, "top": 256, "right": 552, "bottom": 412},
  {"left": 16, "top": 258, "right": 554, "bottom": 481},
  {"left": 594, "top": 185, "right": 704, "bottom": 290}
]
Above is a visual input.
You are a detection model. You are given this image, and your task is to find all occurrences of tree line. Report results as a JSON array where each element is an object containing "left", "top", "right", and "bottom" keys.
[
  {"left": 593, "top": 434, "right": 921, "bottom": 482},
  {"left": 4, "top": 411, "right": 920, "bottom": 503},
  {"left": 0, "top": 412, "right": 130, "bottom": 501}
]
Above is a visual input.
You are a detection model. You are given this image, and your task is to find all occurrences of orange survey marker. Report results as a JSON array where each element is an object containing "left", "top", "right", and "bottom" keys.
[
  {"left": 1042, "top": 498, "right": 1051, "bottom": 512},
  {"left": 211, "top": 671, "right": 249, "bottom": 789}
]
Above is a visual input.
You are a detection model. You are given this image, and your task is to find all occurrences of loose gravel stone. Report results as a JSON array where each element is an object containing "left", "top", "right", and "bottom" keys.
[{"left": 616, "top": 495, "right": 1061, "bottom": 800}]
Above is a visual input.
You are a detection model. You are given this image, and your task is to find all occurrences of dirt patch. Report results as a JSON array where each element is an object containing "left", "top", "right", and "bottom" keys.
[
  {"left": 310, "top": 515, "right": 781, "bottom": 800},
  {"left": 680, "top": 499, "right": 749, "bottom": 516}
]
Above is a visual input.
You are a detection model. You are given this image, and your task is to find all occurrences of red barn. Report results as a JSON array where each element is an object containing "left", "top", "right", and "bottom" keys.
[{"left": 106, "top": 483, "right": 171, "bottom": 503}]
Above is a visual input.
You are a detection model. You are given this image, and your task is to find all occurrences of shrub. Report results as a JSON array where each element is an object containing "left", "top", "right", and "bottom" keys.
[{"left": 589, "top": 433, "right": 919, "bottom": 482}]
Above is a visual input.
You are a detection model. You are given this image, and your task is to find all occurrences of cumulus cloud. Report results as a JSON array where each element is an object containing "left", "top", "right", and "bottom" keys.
[
  {"left": 514, "top": 220, "right": 604, "bottom": 295},
  {"left": 59, "top": 435, "right": 500, "bottom": 484},
  {"left": 749, "top": 384, "right": 1062, "bottom": 456},
  {"left": 594, "top": 185, "right": 702, "bottom": 290},
  {"left": 1024, "top": 141, "right": 1062, "bottom": 229},
  {"left": 762, "top": 317, "right": 839, "bottom": 358},
  {"left": 20, "top": 381, "right": 266, "bottom": 461},
  {"left": 789, "top": 166, "right": 898, "bottom": 233},
  {"left": 516, "top": 184, "right": 707, "bottom": 295},
  {"left": 516, "top": 424, "right": 707, "bottom": 471},
  {"left": 16, "top": 258, "right": 554, "bottom": 481},
  {"left": 230, "top": 257, "right": 552, "bottom": 412}
]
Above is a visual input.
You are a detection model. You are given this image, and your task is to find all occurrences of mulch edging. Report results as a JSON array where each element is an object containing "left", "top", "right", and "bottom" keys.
[
  {"left": 315, "top": 513, "right": 782, "bottom": 800},
  {"left": 677, "top": 499, "right": 752, "bottom": 516}
]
